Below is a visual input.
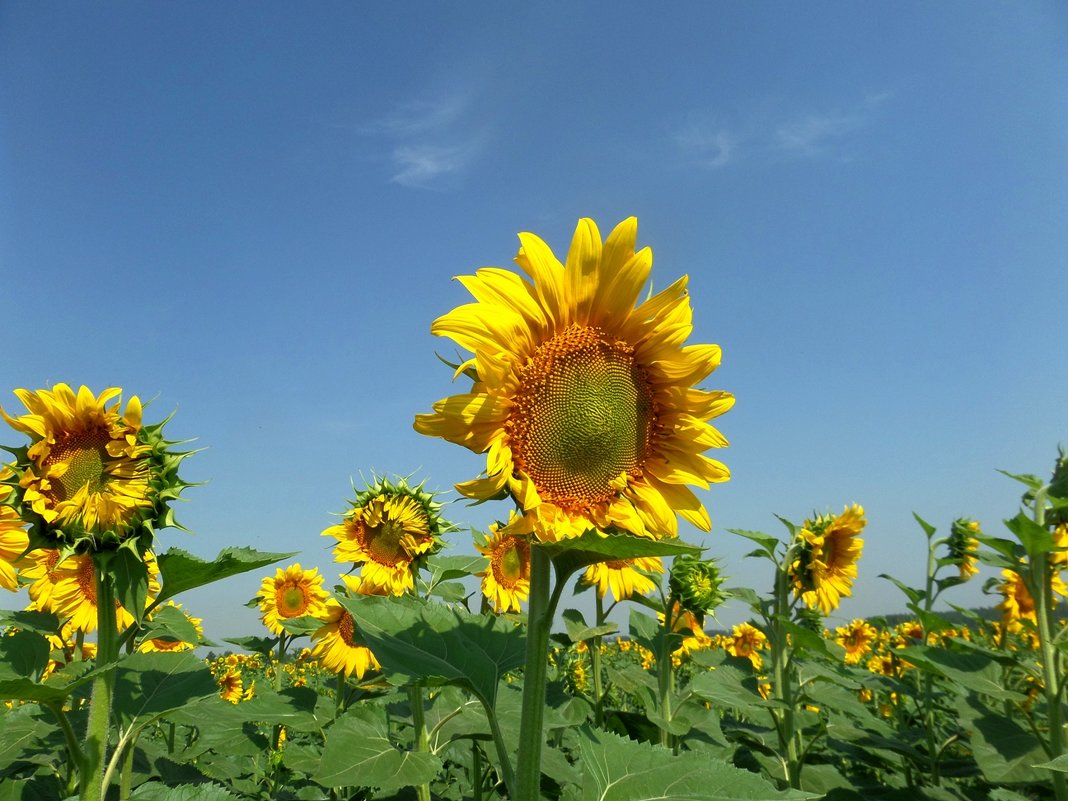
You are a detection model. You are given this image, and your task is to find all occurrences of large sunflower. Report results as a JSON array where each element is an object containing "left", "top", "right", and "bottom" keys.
[
  {"left": 476, "top": 516, "right": 532, "bottom": 613},
  {"left": 790, "top": 504, "right": 866, "bottom": 614},
  {"left": 322, "top": 476, "right": 449, "bottom": 596},
  {"left": 414, "top": 217, "right": 732, "bottom": 541},
  {"left": 0, "top": 384, "right": 190, "bottom": 549},
  {"left": 258, "top": 564, "right": 330, "bottom": 636}
]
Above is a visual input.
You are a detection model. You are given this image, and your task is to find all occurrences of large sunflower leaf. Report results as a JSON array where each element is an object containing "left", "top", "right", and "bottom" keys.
[
  {"left": 339, "top": 593, "right": 524, "bottom": 708},
  {"left": 129, "top": 783, "right": 238, "bottom": 801},
  {"left": 539, "top": 531, "right": 699, "bottom": 581},
  {"left": 155, "top": 547, "right": 296, "bottom": 603},
  {"left": 313, "top": 706, "right": 442, "bottom": 790},
  {"left": 578, "top": 726, "right": 816, "bottom": 801},
  {"left": 896, "top": 645, "right": 1023, "bottom": 702},
  {"left": 112, "top": 651, "right": 219, "bottom": 729}
]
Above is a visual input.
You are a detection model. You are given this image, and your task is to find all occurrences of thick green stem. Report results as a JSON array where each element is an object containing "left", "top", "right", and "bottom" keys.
[
  {"left": 408, "top": 684, "right": 431, "bottom": 801},
  {"left": 1031, "top": 492, "right": 1068, "bottom": 801},
  {"left": 81, "top": 562, "right": 119, "bottom": 801},
  {"left": 590, "top": 594, "right": 606, "bottom": 727},
  {"left": 515, "top": 546, "right": 564, "bottom": 801},
  {"left": 922, "top": 537, "right": 941, "bottom": 785},
  {"left": 472, "top": 740, "right": 484, "bottom": 801},
  {"left": 657, "top": 603, "right": 677, "bottom": 749},
  {"left": 771, "top": 562, "right": 801, "bottom": 789}
]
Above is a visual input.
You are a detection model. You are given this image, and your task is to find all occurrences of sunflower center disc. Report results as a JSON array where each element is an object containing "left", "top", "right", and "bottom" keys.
[
  {"left": 494, "top": 537, "right": 528, "bottom": 585},
  {"left": 44, "top": 428, "right": 111, "bottom": 502},
  {"left": 339, "top": 611, "right": 356, "bottom": 646},
  {"left": 510, "top": 324, "right": 657, "bottom": 510},
  {"left": 280, "top": 585, "right": 307, "bottom": 615},
  {"left": 366, "top": 519, "right": 408, "bottom": 566},
  {"left": 76, "top": 559, "right": 98, "bottom": 605}
]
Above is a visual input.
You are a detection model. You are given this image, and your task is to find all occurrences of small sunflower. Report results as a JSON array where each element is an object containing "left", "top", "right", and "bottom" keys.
[
  {"left": 415, "top": 217, "right": 732, "bottom": 542},
  {"left": 49, "top": 551, "right": 160, "bottom": 633},
  {"left": 476, "top": 516, "right": 531, "bottom": 613},
  {"left": 835, "top": 619, "right": 878, "bottom": 665},
  {"left": 725, "top": 622, "right": 767, "bottom": 671},
  {"left": 258, "top": 564, "right": 330, "bottom": 636},
  {"left": 218, "top": 669, "right": 244, "bottom": 703},
  {"left": 583, "top": 556, "right": 662, "bottom": 603},
  {"left": 310, "top": 597, "right": 380, "bottom": 680},
  {"left": 0, "top": 478, "right": 28, "bottom": 592},
  {"left": 948, "top": 518, "right": 981, "bottom": 580},
  {"left": 790, "top": 504, "right": 866, "bottom": 614},
  {"left": 1051, "top": 523, "right": 1068, "bottom": 571},
  {"left": 322, "top": 475, "right": 449, "bottom": 596},
  {"left": 0, "top": 384, "right": 192, "bottom": 550},
  {"left": 20, "top": 547, "right": 63, "bottom": 612},
  {"left": 995, "top": 567, "right": 1067, "bottom": 633}
]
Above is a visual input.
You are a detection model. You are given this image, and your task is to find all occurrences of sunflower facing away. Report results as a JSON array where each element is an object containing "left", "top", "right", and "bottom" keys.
[
  {"left": 414, "top": 217, "right": 732, "bottom": 541},
  {"left": 322, "top": 475, "right": 449, "bottom": 596},
  {"left": 476, "top": 516, "right": 532, "bottom": 613},
  {"left": 258, "top": 564, "right": 330, "bottom": 636},
  {"left": 0, "top": 384, "right": 191, "bottom": 549},
  {"left": 790, "top": 504, "right": 867, "bottom": 614}
]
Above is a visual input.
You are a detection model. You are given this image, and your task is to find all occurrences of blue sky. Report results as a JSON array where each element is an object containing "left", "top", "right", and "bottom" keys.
[{"left": 2, "top": 3, "right": 1067, "bottom": 643}]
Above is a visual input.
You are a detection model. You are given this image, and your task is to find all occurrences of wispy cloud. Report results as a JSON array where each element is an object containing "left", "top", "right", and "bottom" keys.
[
  {"left": 676, "top": 91, "right": 890, "bottom": 169},
  {"left": 363, "top": 89, "right": 487, "bottom": 190},
  {"left": 674, "top": 125, "right": 738, "bottom": 169}
]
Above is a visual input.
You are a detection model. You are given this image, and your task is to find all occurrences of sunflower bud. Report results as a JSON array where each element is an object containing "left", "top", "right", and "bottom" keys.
[
  {"left": 668, "top": 555, "right": 727, "bottom": 622},
  {"left": 947, "top": 518, "right": 981, "bottom": 581}
]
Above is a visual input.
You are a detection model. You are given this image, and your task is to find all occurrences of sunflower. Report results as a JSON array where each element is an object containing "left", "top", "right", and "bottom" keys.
[
  {"left": 258, "top": 564, "right": 330, "bottom": 636},
  {"left": 49, "top": 551, "right": 160, "bottom": 633},
  {"left": 137, "top": 601, "right": 204, "bottom": 653},
  {"left": 790, "top": 504, "right": 866, "bottom": 614},
  {"left": 322, "top": 475, "right": 449, "bottom": 596},
  {"left": 835, "top": 619, "right": 878, "bottom": 665},
  {"left": 218, "top": 669, "right": 244, "bottom": 703},
  {"left": 1051, "top": 523, "right": 1068, "bottom": 571},
  {"left": 583, "top": 556, "right": 662, "bottom": 603},
  {"left": 20, "top": 547, "right": 63, "bottom": 612},
  {"left": 0, "top": 478, "right": 28, "bottom": 591},
  {"left": 725, "top": 622, "right": 768, "bottom": 671},
  {"left": 948, "top": 518, "right": 981, "bottom": 580},
  {"left": 476, "top": 516, "right": 531, "bottom": 613},
  {"left": 0, "top": 384, "right": 191, "bottom": 549},
  {"left": 310, "top": 598, "right": 380, "bottom": 680},
  {"left": 415, "top": 217, "right": 732, "bottom": 541},
  {"left": 995, "top": 567, "right": 1067, "bottom": 633}
]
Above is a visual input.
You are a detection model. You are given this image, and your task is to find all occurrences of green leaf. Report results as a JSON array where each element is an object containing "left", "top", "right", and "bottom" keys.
[
  {"left": 561, "top": 608, "right": 618, "bottom": 644},
  {"left": 139, "top": 604, "right": 200, "bottom": 648},
  {"left": 997, "top": 470, "right": 1045, "bottom": 492},
  {"left": 112, "top": 651, "right": 219, "bottom": 729},
  {"left": 0, "top": 631, "right": 49, "bottom": 680},
  {"left": 156, "top": 547, "right": 296, "bottom": 604},
  {"left": 897, "top": 646, "right": 1021, "bottom": 701},
  {"left": 578, "top": 726, "right": 815, "bottom": 800},
  {"left": 228, "top": 685, "right": 324, "bottom": 733},
  {"left": 112, "top": 544, "right": 150, "bottom": 625},
  {"left": 129, "top": 782, "right": 238, "bottom": 800},
  {"left": 1035, "top": 753, "right": 1068, "bottom": 773},
  {"left": 1004, "top": 511, "right": 1055, "bottom": 560},
  {"left": 425, "top": 554, "right": 485, "bottom": 584},
  {"left": 221, "top": 635, "right": 277, "bottom": 658},
  {"left": 538, "top": 530, "right": 700, "bottom": 581},
  {"left": 912, "top": 512, "right": 937, "bottom": 539},
  {"left": 689, "top": 653, "right": 771, "bottom": 717},
  {"left": 278, "top": 615, "right": 323, "bottom": 636},
  {"left": 727, "top": 529, "right": 780, "bottom": 558},
  {"left": 956, "top": 694, "right": 1049, "bottom": 784},
  {"left": 0, "top": 610, "right": 59, "bottom": 636},
  {"left": 340, "top": 593, "right": 525, "bottom": 709},
  {"left": 314, "top": 707, "right": 442, "bottom": 790},
  {"left": 0, "top": 712, "right": 50, "bottom": 768},
  {"left": 878, "top": 574, "right": 925, "bottom": 605}
]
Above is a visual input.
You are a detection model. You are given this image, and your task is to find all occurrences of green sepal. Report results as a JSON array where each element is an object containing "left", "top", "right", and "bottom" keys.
[{"left": 110, "top": 540, "right": 150, "bottom": 625}]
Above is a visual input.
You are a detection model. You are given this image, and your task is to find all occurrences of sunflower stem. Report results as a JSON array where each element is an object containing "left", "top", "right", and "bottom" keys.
[
  {"left": 408, "top": 684, "right": 431, "bottom": 801},
  {"left": 515, "top": 546, "right": 563, "bottom": 801},
  {"left": 81, "top": 555, "right": 119, "bottom": 801},
  {"left": 922, "top": 533, "right": 940, "bottom": 785},
  {"left": 590, "top": 594, "right": 606, "bottom": 727},
  {"left": 657, "top": 601, "right": 677, "bottom": 750},
  {"left": 770, "top": 557, "right": 801, "bottom": 790},
  {"left": 1030, "top": 489, "right": 1068, "bottom": 801}
]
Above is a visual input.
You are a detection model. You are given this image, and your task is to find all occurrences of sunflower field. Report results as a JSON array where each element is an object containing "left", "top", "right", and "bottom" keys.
[{"left": 1, "top": 218, "right": 1067, "bottom": 801}]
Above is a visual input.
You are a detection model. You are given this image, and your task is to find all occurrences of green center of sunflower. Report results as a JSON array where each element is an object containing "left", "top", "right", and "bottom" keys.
[
  {"left": 509, "top": 325, "right": 657, "bottom": 511},
  {"left": 279, "top": 584, "right": 307, "bottom": 615},
  {"left": 493, "top": 536, "right": 528, "bottom": 585},
  {"left": 44, "top": 428, "right": 111, "bottom": 502}
]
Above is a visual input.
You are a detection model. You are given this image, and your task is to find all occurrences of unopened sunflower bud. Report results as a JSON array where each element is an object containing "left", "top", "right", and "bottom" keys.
[{"left": 668, "top": 555, "right": 727, "bottom": 622}]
